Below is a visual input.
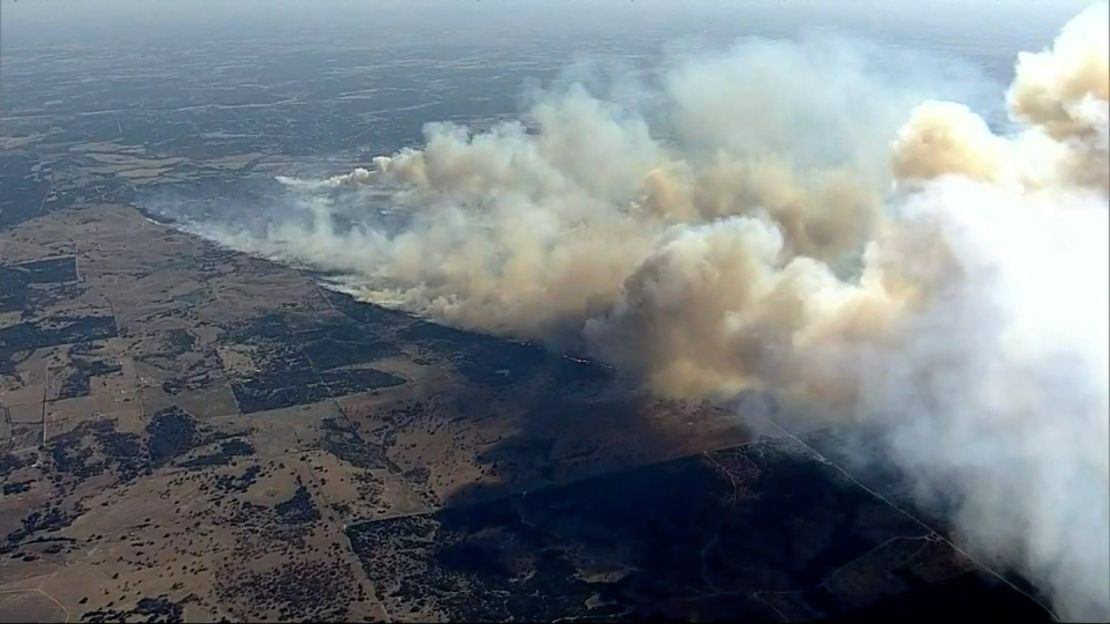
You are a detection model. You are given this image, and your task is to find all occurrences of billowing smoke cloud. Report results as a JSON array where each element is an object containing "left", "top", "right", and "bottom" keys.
[{"left": 181, "top": 4, "right": 1109, "bottom": 619}]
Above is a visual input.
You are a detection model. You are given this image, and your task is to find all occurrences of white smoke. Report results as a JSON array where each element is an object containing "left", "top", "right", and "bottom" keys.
[
  {"left": 179, "top": 4, "right": 1109, "bottom": 619},
  {"left": 865, "top": 180, "right": 1109, "bottom": 620}
]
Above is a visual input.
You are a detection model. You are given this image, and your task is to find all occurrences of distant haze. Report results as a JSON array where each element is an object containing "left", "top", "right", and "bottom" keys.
[{"left": 0, "top": 1, "right": 1095, "bottom": 70}]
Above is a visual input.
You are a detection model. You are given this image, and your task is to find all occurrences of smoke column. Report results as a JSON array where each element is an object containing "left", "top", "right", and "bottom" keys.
[{"left": 182, "top": 4, "right": 1109, "bottom": 619}]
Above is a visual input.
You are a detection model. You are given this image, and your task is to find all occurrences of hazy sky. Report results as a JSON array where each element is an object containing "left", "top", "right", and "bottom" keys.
[{"left": 1, "top": 0, "right": 1094, "bottom": 53}]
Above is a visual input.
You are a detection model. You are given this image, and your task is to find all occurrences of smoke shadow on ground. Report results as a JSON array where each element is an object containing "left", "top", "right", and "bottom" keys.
[
  {"left": 347, "top": 416, "right": 1053, "bottom": 621},
  {"left": 395, "top": 314, "right": 751, "bottom": 507}
]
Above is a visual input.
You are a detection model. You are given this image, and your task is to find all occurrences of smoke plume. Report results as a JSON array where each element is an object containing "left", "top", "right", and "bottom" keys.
[{"left": 180, "top": 4, "right": 1109, "bottom": 619}]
